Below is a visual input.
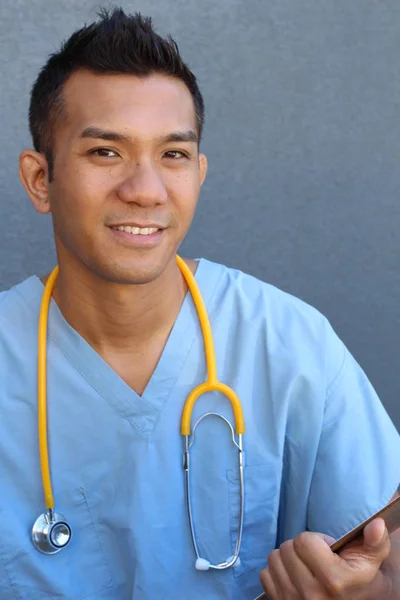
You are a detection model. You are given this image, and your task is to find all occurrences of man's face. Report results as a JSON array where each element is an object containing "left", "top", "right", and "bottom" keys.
[{"left": 47, "top": 71, "right": 207, "bottom": 284}]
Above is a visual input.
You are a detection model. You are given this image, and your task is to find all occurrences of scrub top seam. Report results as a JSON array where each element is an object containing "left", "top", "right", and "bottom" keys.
[
  {"left": 322, "top": 349, "right": 353, "bottom": 431},
  {"left": 325, "top": 342, "right": 348, "bottom": 403},
  {"left": 302, "top": 349, "right": 351, "bottom": 530},
  {"left": 79, "top": 488, "right": 116, "bottom": 592},
  {"left": 0, "top": 560, "right": 19, "bottom": 600},
  {"left": 280, "top": 343, "right": 349, "bottom": 455}
]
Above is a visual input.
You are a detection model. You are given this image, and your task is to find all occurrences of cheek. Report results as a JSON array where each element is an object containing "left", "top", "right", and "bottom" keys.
[
  {"left": 50, "top": 172, "right": 107, "bottom": 225},
  {"left": 168, "top": 170, "right": 200, "bottom": 218},
  {"left": 54, "top": 155, "right": 113, "bottom": 203},
  {"left": 49, "top": 190, "right": 96, "bottom": 250}
]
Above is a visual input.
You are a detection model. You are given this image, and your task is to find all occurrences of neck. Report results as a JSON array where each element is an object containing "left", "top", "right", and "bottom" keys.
[{"left": 43, "top": 257, "right": 196, "bottom": 354}]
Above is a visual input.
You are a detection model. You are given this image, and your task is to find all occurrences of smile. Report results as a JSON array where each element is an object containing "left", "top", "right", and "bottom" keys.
[{"left": 112, "top": 225, "right": 160, "bottom": 235}]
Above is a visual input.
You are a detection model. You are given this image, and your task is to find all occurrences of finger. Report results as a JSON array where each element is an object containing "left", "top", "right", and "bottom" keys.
[
  {"left": 279, "top": 539, "right": 320, "bottom": 594},
  {"left": 267, "top": 547, "right": 300, "bottom": 598},
  {"left": 260, "top": 566, "right": 281, "bottom": 600},
  {"left": 294, "top": 528, "right": 388, "bottom": 596},
  {"left": 293, "top": 531, "right": 348, "bottom": 595},
  {"left": 314, "top": 532, "right": 336, "bottom": 546}
]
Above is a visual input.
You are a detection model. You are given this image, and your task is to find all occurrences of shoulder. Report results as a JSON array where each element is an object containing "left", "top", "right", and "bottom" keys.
[
  {"left": 0, "top": 277, "right": 46, "bottom": 409},
  {"left": 0, "top": 276, "right": 43, "bottom": 330},
  {"left": 201, "top": 258, "right": 323, "bottom": 318},
  {"left": 202, "top": 259, "right": 340, "bottom": 336},
  {"left": 201, "top": 259, "right": 346, "bottom": 383}
]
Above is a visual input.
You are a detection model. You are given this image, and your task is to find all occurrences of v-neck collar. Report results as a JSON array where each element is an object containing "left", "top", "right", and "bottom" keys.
[{"left": 22, "top": 258, "right": 223, "bottom": 440}]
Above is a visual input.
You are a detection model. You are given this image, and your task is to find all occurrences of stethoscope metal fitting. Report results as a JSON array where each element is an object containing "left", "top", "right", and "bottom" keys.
[
  {"left": 183, "top": 412, "right": 244, "bottom": 571},
  {"left": 32, "top": 509, "right": 72, "bottom": 554}
]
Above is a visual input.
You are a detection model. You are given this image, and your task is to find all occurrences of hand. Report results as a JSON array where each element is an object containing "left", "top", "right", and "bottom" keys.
[{"left": 260, "top": 517, "right": 391, "bottom": 599}]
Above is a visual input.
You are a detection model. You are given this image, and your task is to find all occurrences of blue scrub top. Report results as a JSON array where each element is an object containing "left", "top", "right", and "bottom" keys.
[{"left": 0, "top": 258, "right": 399, "bottom": 600}]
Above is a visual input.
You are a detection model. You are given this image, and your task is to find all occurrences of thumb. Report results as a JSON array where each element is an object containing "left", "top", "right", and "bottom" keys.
[
  {"left": 362, "top": 518, "right": 390, "bottom": 558},
  {"left": 340, "top": 517, "right": 391, "bottom": 569},
  {"left": 337, "top": 517, "right": 390, "bottom": 586}
]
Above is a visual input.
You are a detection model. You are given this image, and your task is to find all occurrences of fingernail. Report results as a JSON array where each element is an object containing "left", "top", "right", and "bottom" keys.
[{"left": 371, "top": 527, "right": 385, "bottom": 547}]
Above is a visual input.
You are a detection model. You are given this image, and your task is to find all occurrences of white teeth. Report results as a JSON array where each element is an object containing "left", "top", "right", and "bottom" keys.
[{"left": 115, "top": 226, "right": 159, "bottom": 235}]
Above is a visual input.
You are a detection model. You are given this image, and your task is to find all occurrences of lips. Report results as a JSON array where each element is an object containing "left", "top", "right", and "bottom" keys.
[
  {"left": 112, "top": 225, "right": 160, "bottom": 235},
  {"left": 108, "top": 224, "right": 164, "bottom": 246}
]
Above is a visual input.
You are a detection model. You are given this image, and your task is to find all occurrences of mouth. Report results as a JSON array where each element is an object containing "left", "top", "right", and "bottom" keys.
[
  {"left": 108, "top": 224, "right": 165, "bottom": 246},
  {"left": 111, "top": 224, "right": 162, "bottom": 235}
]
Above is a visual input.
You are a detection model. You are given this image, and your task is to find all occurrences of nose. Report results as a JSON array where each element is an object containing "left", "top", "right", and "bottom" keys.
[{"left": 117, "top": 161, "right": 168, "bottom": 206}]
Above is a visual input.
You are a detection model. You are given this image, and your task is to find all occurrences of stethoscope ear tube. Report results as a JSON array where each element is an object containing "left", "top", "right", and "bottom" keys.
[
  {"left": 183, "top": 412, "right": 245, "bottom": 571},
  {"left": 37, "top": 266, "right": 59, "bottom": 510}
]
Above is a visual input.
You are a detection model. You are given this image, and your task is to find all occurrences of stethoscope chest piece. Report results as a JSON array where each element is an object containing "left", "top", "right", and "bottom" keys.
[{"left": 32, "top": 510, "right": 72, "bottom": 554}]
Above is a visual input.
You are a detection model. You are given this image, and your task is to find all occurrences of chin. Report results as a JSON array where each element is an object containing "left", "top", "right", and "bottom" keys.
[{"left": 96, "top": 259, "right": 169, "bottom": 285}]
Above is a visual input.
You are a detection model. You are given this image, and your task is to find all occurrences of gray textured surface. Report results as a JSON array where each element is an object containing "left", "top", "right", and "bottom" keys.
[{"left": 1, "top": 1, "right": 399, "bottom": 428}]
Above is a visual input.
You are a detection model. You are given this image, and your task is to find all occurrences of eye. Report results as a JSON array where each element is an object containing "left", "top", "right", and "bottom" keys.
[
  {"left": 163, "top": 150, "right": 188, "bottom": 160},
  {"left": 90, "top": 148, "right": 120, "bottom": 158}
]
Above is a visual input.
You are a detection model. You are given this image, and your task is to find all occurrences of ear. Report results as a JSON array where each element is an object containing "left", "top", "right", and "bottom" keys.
[
  {"left": 199, "top": 153, "right": 208, "bottom": 187},
  {"left": 19, "top": 149, "right": 51, "bottom": 214}
]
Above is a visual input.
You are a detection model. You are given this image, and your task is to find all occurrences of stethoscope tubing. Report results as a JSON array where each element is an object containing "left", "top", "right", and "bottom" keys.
[{"left": 33, "top": 256, "right": 247, "bottom": 572}]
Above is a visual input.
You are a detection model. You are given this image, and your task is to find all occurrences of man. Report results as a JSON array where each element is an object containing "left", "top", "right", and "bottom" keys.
[{"left": 0, "top": 8, "right": 399, "bottom": 599}]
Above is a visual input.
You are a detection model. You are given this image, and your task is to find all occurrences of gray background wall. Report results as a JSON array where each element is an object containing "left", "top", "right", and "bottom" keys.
[{"left": 1, "top": 0, "right": 399, "bottom": 429}]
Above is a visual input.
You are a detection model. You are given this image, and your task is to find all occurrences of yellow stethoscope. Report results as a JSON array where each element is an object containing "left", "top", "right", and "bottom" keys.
[{"left": 32, "top": 255, "right": 246, "bottom": 571}]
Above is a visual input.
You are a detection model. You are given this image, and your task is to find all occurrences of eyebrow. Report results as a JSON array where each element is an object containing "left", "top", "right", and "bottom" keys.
[
  {"left": 162, "top": 130, "right": 198, "bottom": 144},
  {"left": 79, "top": 127, "right": 198, "bottom": 144}
]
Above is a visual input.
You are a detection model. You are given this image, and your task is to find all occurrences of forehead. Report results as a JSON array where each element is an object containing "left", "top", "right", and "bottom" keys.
[{"left": 60, "top": 70, "right": 197, "bottom": 141}]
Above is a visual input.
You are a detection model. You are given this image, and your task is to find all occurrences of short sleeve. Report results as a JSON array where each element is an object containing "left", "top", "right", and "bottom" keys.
[
  {"left": 0, "top": 290, "right": 8, "bottom": 308},
  {"left": 307, "top": 347, "right": 400, "bottom": 539}
]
